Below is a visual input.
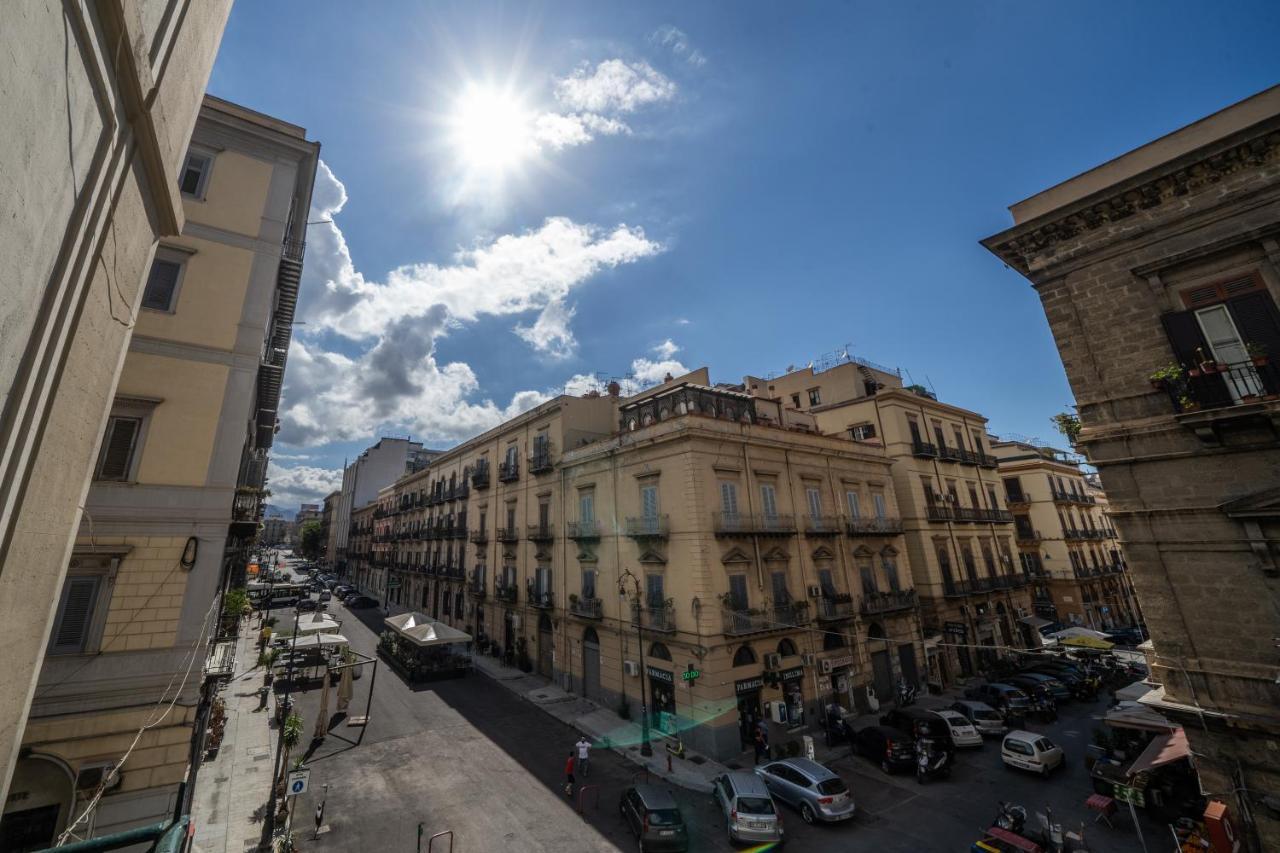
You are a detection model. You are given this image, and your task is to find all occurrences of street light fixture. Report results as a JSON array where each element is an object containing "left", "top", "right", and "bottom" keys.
[{"left": 618, "top": 567, "right": 653, "bottom": 757}]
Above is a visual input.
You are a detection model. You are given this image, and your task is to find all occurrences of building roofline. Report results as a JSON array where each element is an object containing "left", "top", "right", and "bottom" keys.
[{"left": 202, "top": 93, "right": 307, "bottom": 139}]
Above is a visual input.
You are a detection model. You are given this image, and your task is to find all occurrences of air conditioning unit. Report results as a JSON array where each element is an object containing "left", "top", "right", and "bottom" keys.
[
  {"left": 801, "top": 653, "right": 816, "bottom": 667},
  {"left": 763, "top": 653, "right": 782, "bottom": 670},
  {"left": 806, "top": 584, "right": 821, "bottom": 599},
  {"left": 623, "top": 660, "right": 640, "bottom": 677}
]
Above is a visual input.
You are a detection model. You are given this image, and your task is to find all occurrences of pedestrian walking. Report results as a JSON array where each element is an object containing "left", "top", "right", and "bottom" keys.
[
  {"left": 752, "top": 727, "right": 767, "bottom": 765},
  {"left": 563, "top": 751, "right": 576, "bottom": 797},
  {"left": 575, "top": 736, "right": 591, "bottom": 778}
]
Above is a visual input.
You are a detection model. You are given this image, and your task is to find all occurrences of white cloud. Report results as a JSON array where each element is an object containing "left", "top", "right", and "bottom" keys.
[
  {"left": 266, "top": 460, "right": 342, "bottom": 509},
  {"left": 650, "top": 26, "right": 707, "bottom": 67},
  {"left": 514, "top": 298, "right": 577, "bottom": 358},
  {"left": 653, "top": 338, "right": 680, "bottom": 359},
  {"left": 532, "top": 112, "right": 630, "bottom": 151},
  {"left": 561, "top": 347, "right": 690, "bottom": 398},
  {"left": 554, "top": 59, "right": 677, "bottom": 114},
  {"left": 674, "top": 317, "right": 691, "bottom": 326}
]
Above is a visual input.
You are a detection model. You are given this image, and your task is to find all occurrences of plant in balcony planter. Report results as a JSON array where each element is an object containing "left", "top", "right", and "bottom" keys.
[
  {"left": 1050, "top": 411, "right": 1081, "bottom": 445},
  {"left": 1194, "top": 348, "right": 1217, "bottom": 374},
  {"left": 1148, "top": 363, "right": 1183, "bottom": 389},
  {"left": 1246, "top": 341, "right": 1269, "bottom": 366},
  {"left": 568, "top": 593, "right": 579, "bottom": 605},
  {"left": 1178, "top": 394, "right": 1199, "bottom": 413}
]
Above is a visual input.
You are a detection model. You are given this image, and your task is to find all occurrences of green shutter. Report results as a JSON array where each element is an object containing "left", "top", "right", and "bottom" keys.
[{"left": 53, "top": 577, "right": 99, "bottom": 653}]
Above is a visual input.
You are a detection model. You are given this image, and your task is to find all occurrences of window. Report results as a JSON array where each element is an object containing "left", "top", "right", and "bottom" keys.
[
  {"left": 968, "top": 485, "right": 981, "bottom": 508},
  {"left": 506, "top": 505, "right": 516, "bottom": 530},
  {"left": 720, "top": 481, "right": 739, "bottom": 516},
  {"left": 807, "top": 388, "right": 821, "bottom": 406},
  {"left": 538, "top": 502, "right": 550, "bottom": 529},
  {"left": 535, "top": 566, "right": 552, "bottom": 598},
  {"left": 872, "top": 493, "right": 886, "bottom": 519},
  {"left": 641, "top": 484, "right": 659, "bottom": 519},
  {"left": 850, "top": 423, "right": 876, "bottom": 441},
  {"left": 805, "top": 487, "right": 822, "bottom": 519},
  {"left": 770, "top": 571, "right": 789, "bottom": 606},
  {"left": 981, "top": 543, "right": 996, "bottom": 576},
  {"left": 179, "top": 150, "right": 212, "bottom": 197},
  {"left": 907, "top": 417, "right": 923, "bottom": 444},
  {"left": 579, "top": 493, "right": 595, "bottom": 524},
  {"left": 845, "top": 490, "right": 861, "bottom": 519},
  {"left": 760, "top": 483, "right": 778, "bottom": 519},
  {"left": 581, "top": 569, "right": 597, "bottom": 600},
  {"left": 733, "top": 645, "right": 757, "bottom": 667},
  {"left": 952, "top": 426, "right": 966, "bottom": 450},
  {"left": 49, "top": 575, "right": 102, "bottom": 655},
  {"left": 817, "top": 568, "right": 836, "bottom": 596},
  {"left": 790, "top": 393, "right": 801, "bottom": 408},
  {"left": 95, "top": 416, "right": 142, "bottom": 481},
  {"left": 645, "top": 573, "right": 665, "bottom": 609},
  {"left": 859, "top": 559, "right": 877, "bottom": 595},
  {"left": 141, "top": 253, "right": 184, "bottom": 312},
  {"left": 727, "top": 573, "right": 749, "bottom": 609},
  {"left": 777, "top": 638, "right": 798, "bottom": 657},
  {"left": 882, "top": 552, "right": 900, "bottom": 592},
  {"left": 932, "top": 420, "right": 947, "bottom": 449}
]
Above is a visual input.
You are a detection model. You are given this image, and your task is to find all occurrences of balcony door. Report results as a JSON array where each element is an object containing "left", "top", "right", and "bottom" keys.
[{"left": 1195, "top": 304, "right": 1262, "bottom": 401}]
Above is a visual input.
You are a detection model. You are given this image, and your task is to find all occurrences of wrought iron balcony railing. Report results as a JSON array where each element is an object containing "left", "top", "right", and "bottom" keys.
[
  {"left": 845, "top": 516, "right": 904, "bottom": 536},
  {"left": 566, "top": 520, "right": 601, "bottom": 540},
  {"left": 912, "top": 440, "right": 938, "bottom": 459},
  {"left": 713, "top": 512, "right": 796, "bottom": 537},
  {"left": 624, "top": 515, "right": 669, "bottom": 539},
  {"left": 721, "top": 602, "right": 809, "bottom": 635},
  {"left": 802, "top": 515, "right": 842, "bottom": 537},
  {"left": 815, "top": 595, "right": 855, "bottom": 622},
  {"left": 498, "top": 460, "right": 519, "bottom": 482},
  {"left": 569, "top": 596, "right": 603, "bottom": 619},
  {"left": 860, "top": 588, "right": 918, "bottom": 615},
  {"left": 527, "top": 524, "right": 554, "bottom": 543},
  {"left": 633, "top": 603, "right": 676, "bottom": 633},
  {"left": 495, "top": 583, "right": 519, "bottom": 604},
  {"left": 495, "top": 527, "right": 519, "bottom": 543}
]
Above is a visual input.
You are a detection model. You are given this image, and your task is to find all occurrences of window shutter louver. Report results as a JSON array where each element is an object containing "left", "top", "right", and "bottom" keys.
[
  {"left": 1160, "top": 309, "right": 1232, "bottom": 407},
  {"left": 720, "top": 482, "right": 738, "bottom": 516},
  {"left": 142, "top": 259, "right": 181, "bottom": 311},
  {"left": 54, "top": 577, "right": 99, "bottom": 653},
  {"left": 97, "top": 417, "right": 140, "bottom": 480},
  {"left": 1227, "top": 292, "right": 1280, "bottom": 394},
  {"left": 760, "top": 484, "right": 777, "bottom": 518}
]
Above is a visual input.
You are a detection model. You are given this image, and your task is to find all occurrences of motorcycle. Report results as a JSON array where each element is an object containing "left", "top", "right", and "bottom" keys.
[
  {"left": 915, "top": 737, "right": 950, "bottom": 784},
  {"left": 1030, "top": 693, "right": 1058, "bottom": 723},
  {"left": 896, "top": 679, "right": 918, "bottom": 707},
  {"left": 994, "top": 801, "right": 1027, "bottom": 835}
]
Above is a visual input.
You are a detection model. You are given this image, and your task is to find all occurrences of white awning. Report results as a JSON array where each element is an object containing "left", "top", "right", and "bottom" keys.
[
  {"left": 1048, "top": 626, "right": 1111, "bottom": 641},
  {"left": 289, "top": 633, "right": 349, "bottom": 649},
  {"left": 297, "top": 612, "right": 341, "bottom": 634},
  {"left": 1019, "top": 615, "right": 1052, "bottom": 630},
  {"left": 1101, "top": 702, "right": 1177, "bottom": 732},
  {"left": 384, "top": 612, "right": 472, "bottom": 647}
]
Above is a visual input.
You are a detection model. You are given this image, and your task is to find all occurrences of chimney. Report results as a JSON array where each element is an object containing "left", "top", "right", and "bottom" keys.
[
  {"left": 663, "top": 372, "right": 673, "bottom": 383},
  {"left": 607, "top": 381, "right": 621, "bottom": 397}
]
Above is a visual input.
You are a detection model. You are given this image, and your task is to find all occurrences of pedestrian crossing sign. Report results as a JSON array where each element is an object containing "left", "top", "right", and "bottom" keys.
[{"left": 287, "top": 767, "right": 310, "bottom": 796}]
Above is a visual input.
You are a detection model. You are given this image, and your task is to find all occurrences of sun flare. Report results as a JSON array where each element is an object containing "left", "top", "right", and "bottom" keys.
[{"left": 449, "top": 85, "right": 534, "bottom": 174}]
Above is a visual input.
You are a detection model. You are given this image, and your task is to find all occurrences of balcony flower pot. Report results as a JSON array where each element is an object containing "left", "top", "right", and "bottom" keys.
[
  {"left": 1251, "top": 355, "right": 1269, "bottom": 367},
  {"left": 1187, "top": 367, "right": 1202, "bottom": 378}
]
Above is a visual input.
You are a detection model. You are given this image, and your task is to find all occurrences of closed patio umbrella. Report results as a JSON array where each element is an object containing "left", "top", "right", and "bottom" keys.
[
  {"left": 314, "top": 668, "right": 331, "bottom": 740},
  {"left": 336, "top": 649, "right": 354, "bottom": 712}
]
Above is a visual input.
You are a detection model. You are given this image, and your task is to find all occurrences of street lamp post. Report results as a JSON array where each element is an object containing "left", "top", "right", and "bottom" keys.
[{"left": 618, "top": 567, "right": 652, "bottom": 757}]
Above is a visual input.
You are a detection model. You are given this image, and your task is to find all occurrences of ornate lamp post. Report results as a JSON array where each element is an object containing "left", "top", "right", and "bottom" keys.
[{"left": 618, "top": 567, "right": 653, "bottom": 757}]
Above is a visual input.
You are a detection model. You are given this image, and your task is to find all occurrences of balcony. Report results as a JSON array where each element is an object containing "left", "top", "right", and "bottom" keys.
[
  {"left": 495, "top": 527, "right": 519, "bottom": 543},
  {"left": 845, "top": 516, "right": 904, "bottom": 536},
  {"left": 495, "top": 583, "right": 519, "bottom": 604},
  {"left": 498, "top": 460, "right": 520, "bottom": 483},
  {"left": 472, "top": 466, "right": 490, "bottom": 490},
  {"left": 954, "top": 507, "right": 983, "bottom": 523},
  {"left": 527, "top": 523, "right": 555, "bottom": 543},
  {"left": 977, "top": 452, "right": 999, "bottom": 469},
  {"left": 803, "top": 515, "right": 842, "bottom": 537},
  {"left": 983, "top": 509, "right": 1015, "bottom": 524},
  {"left": 468, "top": 574, "right": 486, "bottom": 599},
  {"left": 924, "top": 504, "right": 955, "bottom": 522},
  {"left": 527, "top": 586, "right": 554, "bottom": 609},
  {"left": 943, "top": 577, "right": 996, "bottom": 597},
  {"left": 566, "top": 520, "right": 601, "bottom": 541},
  {"left": 1015, "top": 528, "right": 1041, "bottom": 544},
  {"left": 441, "top": 564, "right": 466, "bottom": 580},
  {"left": 938, "top": 445, "right": 964, "bottom": 464},
  {"left": 529, "top": 449, "right": 554, "bottom": 475},
  {"left": 911, "top": 440, "right": 938, "bottom": 459},
  {"left": 1005, "top": 490, "right": 1031, "bottom": 506},
  {"left": 815, "top": 595, "right": 855, "bottom": 622},
  {"left": 232, "top": 487, "right": 263, "bottom": 525},
  {"left": 721, "top": 602, "right": 809, "bottom": 635},
  {"left": 569, "top": 596, "right": 603, "bottom": 619},
  {"left": 860, "top": 588, "right": 918, "bottom": 615},
  {"left": 713, "top": 512, "right": 796, "bottom": 537},
  {"left": 469, "top": 529, "right": 488, "bottom": 544},
  {"left": 625, "top": 515, "right": 669, "bottom": 539},
  {"left": 634, "top": 603, "right": 676, "bottom": 634},
  {"left": 1050, "top": 488, "right": 1095, "bottom": 506},
  {"left": 1165, "top": 359, "right": 1280, "bottom": 433}
]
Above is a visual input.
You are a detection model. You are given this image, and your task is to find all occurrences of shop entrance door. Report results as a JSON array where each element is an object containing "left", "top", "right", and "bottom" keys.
[
  {"left": 582, "top": 629, "right": 601, "bottom": 700},
  {"left": 737, "top": 691, "right": 761, "bottom": 747},
  {"left": 897, "top": 644, "right": 919, "bottom": 687},
  {"left": 537, "top": 613, "right": 554, "bottom": 678},
  {"left": 870, "top": 649, "right": 894, "bottom": 701}
]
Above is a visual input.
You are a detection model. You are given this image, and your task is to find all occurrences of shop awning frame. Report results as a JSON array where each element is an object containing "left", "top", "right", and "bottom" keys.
[{"left": 1127, "top": 728, "right": 1190, "bottom": 777}]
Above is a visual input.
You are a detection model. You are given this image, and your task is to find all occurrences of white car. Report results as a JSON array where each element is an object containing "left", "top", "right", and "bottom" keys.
[
  {"left": 1001, "top": 730, "right": 1064, "bottom": 776},
  {"left": 932, "top": 709, "right": 983, "bottom": 748}
]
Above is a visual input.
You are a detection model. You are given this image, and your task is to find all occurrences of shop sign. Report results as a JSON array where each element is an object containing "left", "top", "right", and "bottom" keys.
[
  {"left": 735, "top": 676, "right": 764, "bottom": 695},
  {"left": 944, "top": 621, "right": 967, "bottom": 637},
  {"left": 1111, "top": 784, "right": 1146, "bottom": 807},
  {"left": 824, "top": 655, "right": 853, "bottom": 671},
  {"left": 780, "top": 666, "right": 805, "bottom": 683},
  {"left": 646, "top": 666, "right": 674, "bottom": 684},
  {"left": 816, "top": 676, "right": 831, "bottom": 692},
  {"left": 681, "top": 668, "right": 701, "bottom": 681}
]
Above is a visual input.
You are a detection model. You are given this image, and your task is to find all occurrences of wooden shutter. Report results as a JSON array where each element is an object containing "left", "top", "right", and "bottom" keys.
[
  {"left": 1227, "top": 291, "right": 1280, "bottom": 375},
  {"left": 720, "top": 482, "right": 738, "bottom": 515},
  {"left": 641, "top": 485, "right": 659, "bottom": 519},
  {"left": 806, "top": 487, "right": 822, "bottom": 518},
  {"left": 53, "top": 576, "right": 99, "bottom": 654},
  {"left": 97, "top": 417, "right": 140, "bottom": 480},
  {"left": 1161, "top": 309, "right": 1234, "bottom": 407},
  {"left": 142, "top": 259, "right": 181, "bottom": 311},
  {"left": 1180, "top": 275, "right": 1263, "bottom": 308},
  {"left": 760, "top": 484, "right": 777, "bottom": 518},
  {"left": 846, "top": 491, "right": 861, "bottom": 519}
]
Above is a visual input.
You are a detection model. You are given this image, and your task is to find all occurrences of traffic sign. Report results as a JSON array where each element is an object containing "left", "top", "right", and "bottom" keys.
[{"left": 287, "top": 767, "right": 310, "bottom": 797}]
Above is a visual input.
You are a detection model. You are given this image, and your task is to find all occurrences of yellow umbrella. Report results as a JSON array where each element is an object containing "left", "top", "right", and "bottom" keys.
[{"left": 1062, "top": 634, "right": 1113, "bottom": 649}]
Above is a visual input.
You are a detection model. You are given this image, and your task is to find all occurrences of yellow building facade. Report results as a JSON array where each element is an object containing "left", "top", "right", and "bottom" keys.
[{"left": 4, "top": 98, "right": 318, "bottom": 846}]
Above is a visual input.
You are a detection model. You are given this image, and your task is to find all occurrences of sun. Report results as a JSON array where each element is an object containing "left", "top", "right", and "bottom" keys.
[{"left": 448, "top": 84, "right": 534, "bottom": 174}]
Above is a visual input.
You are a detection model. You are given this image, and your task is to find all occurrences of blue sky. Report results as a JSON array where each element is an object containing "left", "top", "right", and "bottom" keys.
[{"left": 208, "top": 1, "right": 1279, "bottom": 509}]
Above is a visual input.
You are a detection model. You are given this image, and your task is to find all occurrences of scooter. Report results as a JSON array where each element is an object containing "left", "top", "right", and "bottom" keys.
[
  {"left": 994, "top": 801, "right": 1027, "bottom": 835},
  {"left": 915, "top": 738, "right": 950, "bottom": 784},
  {"left": 896, "top": 679, "right": 918, "bottom": 707},
  {"left": 1031, "top": 694, "right": 1058, "bottom": 723}
]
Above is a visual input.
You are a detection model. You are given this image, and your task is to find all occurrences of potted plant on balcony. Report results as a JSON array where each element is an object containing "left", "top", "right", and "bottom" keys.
[
  {"left": 1247, "top": 342, "right": 1269, "bottom": 367},
  {"left": 1050, "top": 411, "right": 1081, "bottom": 445},
  {"left": 1178, "top": 394, "right": 1200, "bottom": 413},
  {"left": 1148, "top": 363, "right": 1182, "bottom": 390}
]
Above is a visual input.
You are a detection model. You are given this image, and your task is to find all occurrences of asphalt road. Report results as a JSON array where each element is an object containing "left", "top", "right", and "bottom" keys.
[{"left": 271, "top": 595, "right": 1156, "bottom": 852}]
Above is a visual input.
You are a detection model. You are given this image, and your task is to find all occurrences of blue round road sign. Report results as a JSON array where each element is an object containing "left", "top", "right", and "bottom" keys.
[{"left": 291, "top": 780, "right": 306, "bottom": 794}]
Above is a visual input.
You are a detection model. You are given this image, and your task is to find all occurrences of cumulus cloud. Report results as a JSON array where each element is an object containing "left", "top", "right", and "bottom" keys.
[
  {"left": 554, "top": 59, "right": 677, "bottom": 114},
  {"left": 652, "top": 338, "right": 680, "bottom": 359},
  {"left": 561, "top": 344, "right": 689, "bottom": 398},
  {"left": 266, "top": 460, "right": 342, "bottom": 509},
  {"left": 650, "top": 26, "right": 707, "bottom": 67},
  {"left": 532, "top": 111, "right": 630, "bottom": 151}
]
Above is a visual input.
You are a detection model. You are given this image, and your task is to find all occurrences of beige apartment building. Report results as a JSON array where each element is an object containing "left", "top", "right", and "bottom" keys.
[
  {"left": 0, "top": 2, "right": 233, "bottom": 806},
  {"left": 365, "top": 371, "right": 924, "bottom": 760},
  {"left": 989, "top": 437, "right": 1140, "bottom": 630},
  {"left": 984, "top": 85, "right": 1280, "bottom": 848},
  {"left": 748, "top": 358, "right": 1035, "bottom": 687},
  {"left": 1, "top": 98, "right": 318, "bottom": 848}
]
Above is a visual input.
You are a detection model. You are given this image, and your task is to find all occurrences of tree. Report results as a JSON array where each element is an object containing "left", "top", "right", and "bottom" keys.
[
  {"left": 297, "top": 520, "right": 324, "bottom": 561},
  {"left": 1050, "top": 411, "right": 1082, "bottom": 445}
]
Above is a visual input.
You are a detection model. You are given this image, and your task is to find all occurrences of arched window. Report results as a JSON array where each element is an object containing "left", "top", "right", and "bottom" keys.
[
  {"left": 961, "top": 545, "right": 978, "bottom": 581},
  {"left": 732, "top": 644, "right": 757, "bottom": 667},
  {"left": 583, "top": 627, "right": 600, "bottom": 645},
  {"left": 823, "top": 630, "right": 846, "bottom": 651},
  {"left": 867, "top": 621, "right": 887, "bottom": 641},
  {"left": 648, "top": 642, "right": 672, "bottom": 661},
  {"left": 777, "top": 638, "right": 798, "bottom": 658}
]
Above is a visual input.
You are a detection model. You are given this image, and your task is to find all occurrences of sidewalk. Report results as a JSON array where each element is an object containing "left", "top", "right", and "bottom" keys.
[
  {"left": 191, "top": 622, "right": 277, "bottom": 853},
  {"left": 470, "top": 655, "right": 728, "bottom": 792}
]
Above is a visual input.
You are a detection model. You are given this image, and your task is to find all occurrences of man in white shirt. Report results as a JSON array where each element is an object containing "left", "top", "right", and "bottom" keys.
[{"left": 575, "top": 736, "right": 591, "bottom": 778}]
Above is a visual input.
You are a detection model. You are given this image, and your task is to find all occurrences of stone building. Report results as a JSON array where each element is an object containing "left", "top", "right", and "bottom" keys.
[
  {"left": 0, "top": 1, "right": 233, "bottom": 808},
  {"left": 983, "top": 85, "right": 1280, "bottom": 848},
  {"left": 989, "top": 437, "right": 1140, "bottom": 630},
  {"left": 0, "top": 96, "right": 318, "bottom": 847},
  {"left": 751, "top": 359, "right": 1035, "bottom": 687},
  {"left": 321, "top": 490, "right": 341, "bottom": 567},
  {"left": 333, "top": 438, "right": 437, "bottom": 577},
  {"left": 365, "top": 370, "right": 924, "bottom": 760}
]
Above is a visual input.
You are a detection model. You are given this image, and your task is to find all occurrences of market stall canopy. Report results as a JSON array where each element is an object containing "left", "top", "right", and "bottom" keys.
[
  {"left": 1102, "top": 702, "right": 1177, "bottom": 732},
  {"left": 1018, "top": 615, "right": 1052, "bottom": 630},
  {"left": 1049, "top": 626, "right": 1112, "bottom": 641},
  {"left": 1127, "top": 728, "right": 1190, "bottom": 777},
  {"left": 1114, "top": 680, "right": 1157, "bottom": 704},
  {"left": 1062, "top": 635, "right": 1114, "bottom": 649},
  {"left": 297, "top": 612, "right": 341, "bottom": 634},
  {"left": 385, "top": 612, "right": 472, "bottom": 647},
  {"left": 290, "top": 633, "right": 349, "bottom": 649}
]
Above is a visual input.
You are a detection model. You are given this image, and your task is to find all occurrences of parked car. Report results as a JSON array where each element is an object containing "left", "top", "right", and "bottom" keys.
[
  {"left": 334, "top": 585, "right": 353, "bottom": 598},
  {"left": 1024, "top": 664, "right": 1096, "bottom": 698},
  {"left": 930, "top": 709, "right": 983, "bottom": 748},
  {"left": 295, "top": 597, "right": 319, "bottom": 612},
  {"left": 754, "top": 758, "right": 854, "bottom": 825},
  {"left": 1107, "top": 626, "right": 1147, "bottom": 646},
  {"left": 346, "top": 595, "right": 377, "bottom": 609},
  {"left": 852, "top": 725, "right": 917, "bottom": 774},
  {"left": 618, "top": 784, "right": 688, "bottom": 852},
  {"left": 1001, "top": 730, "right": 1064, "bottom": 776},
  {"left": 712, "top": 771, "right": 784, "bottom": 845},
  {"left": 1007, "top": 673, "right": 1072, "bottom": 703},
  {"left": 964, "top": 683, "right": 1033, "bottom": 716},
  {"left": 318, "top": 590, "right": 332, "bottom": 603},
  {"left": 879, "top": 707, "right": 956, "bottom": 754},
  {"left": 949, "top": 700, "right": 1007, "bottom": 737}
]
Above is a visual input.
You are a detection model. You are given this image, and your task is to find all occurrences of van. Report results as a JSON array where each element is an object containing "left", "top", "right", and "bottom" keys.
[
  {"left": 712, "top": 771, "right": 784, "bottom": 845},
  {"left": 619, "top": 784, "right": 688, "bottom": 852},
  {"left": 1001, "top": 730, "right": 1064, "bottom": 776}
]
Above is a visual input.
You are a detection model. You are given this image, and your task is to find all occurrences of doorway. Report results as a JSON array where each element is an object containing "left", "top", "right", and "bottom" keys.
[
  {"left": 737, "top": 690, "right": 761, "bottom": 747},
  {"left": 537, "top": 612, "right": 554, "bottom": 678},
  {"left": 897, "top": 643, "right": 919, "bottom": 687},
  {"left": 870, "top": 648, "right": 894, "bottom": 701},
  {"left": 582, "top": 628, "right": 601, "bottom": 700}
]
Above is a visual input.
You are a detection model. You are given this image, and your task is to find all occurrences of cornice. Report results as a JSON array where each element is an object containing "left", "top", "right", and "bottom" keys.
[{"left": 984, "top": 123, "right": 1280, "bottom": 276}]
